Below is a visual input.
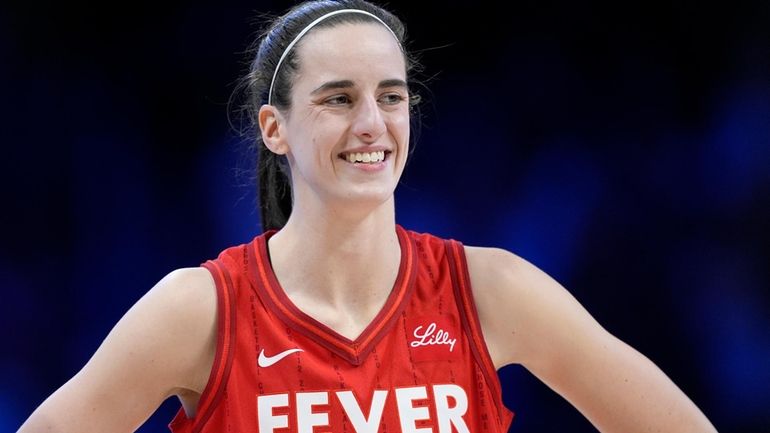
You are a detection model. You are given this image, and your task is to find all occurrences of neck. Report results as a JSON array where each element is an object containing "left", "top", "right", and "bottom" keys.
[{"left": 266, "top": 196, "right": 401, "bottom": 307}]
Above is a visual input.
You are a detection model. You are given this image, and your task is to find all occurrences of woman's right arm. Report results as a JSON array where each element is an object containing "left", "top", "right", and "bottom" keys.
[{"left": 18, "top": 267, "right": 217, "bottom": 433}]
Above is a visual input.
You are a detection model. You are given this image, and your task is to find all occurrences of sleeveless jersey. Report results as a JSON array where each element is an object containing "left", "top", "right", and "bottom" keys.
[{"left": 169, "top": 225, "right": 514, "bottom": 433}]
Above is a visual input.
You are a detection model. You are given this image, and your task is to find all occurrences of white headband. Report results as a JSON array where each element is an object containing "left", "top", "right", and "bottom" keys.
[{"left": 267, "top": 8, "right": 400, "bottom": 105}]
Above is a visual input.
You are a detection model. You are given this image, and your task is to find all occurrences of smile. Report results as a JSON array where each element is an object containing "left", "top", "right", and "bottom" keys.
[{"left": 338, "top": 150, "right": 391, "bottom": 164}]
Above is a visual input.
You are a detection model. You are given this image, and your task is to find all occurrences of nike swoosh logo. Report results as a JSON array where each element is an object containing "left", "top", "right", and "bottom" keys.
[{"left": 258, "top": 348, "right": 303, "bottom": 367}]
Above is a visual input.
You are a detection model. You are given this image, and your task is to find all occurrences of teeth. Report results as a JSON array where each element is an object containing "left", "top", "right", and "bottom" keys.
[{"left": 345, "top": 151, "right": 386, "bottom": 163}]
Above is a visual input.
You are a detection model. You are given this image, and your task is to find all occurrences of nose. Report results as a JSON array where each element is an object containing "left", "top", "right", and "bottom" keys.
[{"left": 351, "top": 95, "right": 386, "bottom": 142}]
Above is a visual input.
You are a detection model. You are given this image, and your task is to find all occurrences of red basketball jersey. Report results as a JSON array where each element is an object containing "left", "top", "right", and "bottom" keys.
[{"left": 169, "top": 225, "right": 514, "bottom": 433}]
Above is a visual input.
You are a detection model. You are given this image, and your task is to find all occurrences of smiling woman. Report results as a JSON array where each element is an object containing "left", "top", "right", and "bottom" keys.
[{"left": 17, "top": 1, "right": 718, "bottom": 433}]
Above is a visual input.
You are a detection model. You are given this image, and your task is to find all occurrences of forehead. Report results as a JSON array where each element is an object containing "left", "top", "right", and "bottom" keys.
[{"left": 292, "top": 22, "right": 406, "bottom": 89}]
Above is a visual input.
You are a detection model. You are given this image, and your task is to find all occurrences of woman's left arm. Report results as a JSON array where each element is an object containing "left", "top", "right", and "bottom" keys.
[{"left": 464, "top": 246, "right": 717, "bottom": 433}]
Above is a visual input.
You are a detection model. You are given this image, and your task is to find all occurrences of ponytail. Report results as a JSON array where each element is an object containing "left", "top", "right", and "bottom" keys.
[{"left": 257, "top": 146, "right": 292, "bottom": 231}]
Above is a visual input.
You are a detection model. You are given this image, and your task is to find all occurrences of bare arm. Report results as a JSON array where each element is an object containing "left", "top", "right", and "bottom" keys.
[
  {"left": 465, "top": 246, "right": 717, "bottom": 433},
  {"left": 18, "top": 267, "right": 217, "bottom": 433}
]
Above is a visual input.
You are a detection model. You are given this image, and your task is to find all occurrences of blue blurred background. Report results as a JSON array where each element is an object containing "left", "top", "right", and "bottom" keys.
[{"left": 2, "top": 1, "right": 769, "bottom": 431}]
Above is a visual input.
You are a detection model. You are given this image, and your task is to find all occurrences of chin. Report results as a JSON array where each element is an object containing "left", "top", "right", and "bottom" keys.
[{"left": 333, "top": 186, "right": 396, "bottom": 209}]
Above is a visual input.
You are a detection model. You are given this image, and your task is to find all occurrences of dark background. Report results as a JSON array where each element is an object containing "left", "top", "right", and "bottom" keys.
[{"left": 2, "top": 1, "right": 769, "bottom": 432}]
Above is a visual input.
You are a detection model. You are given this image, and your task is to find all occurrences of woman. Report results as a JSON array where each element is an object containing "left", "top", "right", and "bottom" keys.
[{"left": 19, "top": 1, "right": 718, "bottom": 432}]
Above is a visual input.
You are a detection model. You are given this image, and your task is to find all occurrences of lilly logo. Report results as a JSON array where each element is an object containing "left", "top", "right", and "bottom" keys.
[{"left": 410, "top": 322, "right": 457, "bottom": 352}]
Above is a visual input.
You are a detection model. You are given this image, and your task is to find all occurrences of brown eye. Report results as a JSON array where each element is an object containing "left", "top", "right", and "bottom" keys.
[
  {"left": 325, "top": 95, "right": 351, "bottom": 105},
  {"left": 379, "top": 93, "right": 406, "bottom": 105}
]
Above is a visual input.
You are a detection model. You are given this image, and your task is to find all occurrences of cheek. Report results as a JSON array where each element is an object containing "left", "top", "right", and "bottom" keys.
[
  {"left": 290, "top": 116, "right": 342, "bottom": 165},
  {"left": 308, "top": 111, "right": 348, "bottom": 141},
  {"left": 388, "top": 112, "right": 411, "bottom": 146}
]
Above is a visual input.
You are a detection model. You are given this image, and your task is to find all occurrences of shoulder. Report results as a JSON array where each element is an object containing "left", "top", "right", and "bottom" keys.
[
  {"left": 462, "top": 245, "right": 540, "bottom": 308},
  {"left": 148, "top": 267, "right": 218, "bottom": 394},
  {"left": 150, "top": 267, "right": 217, "bottom": 317},
  {"left": 462, "top": 245, "right": 597, "bottom": 369},
  {"left": 463, "top": 245, "right": 528, "bottom": 282},
  {"left": 460, "top": 246, "right": 527, "bottom": 368},
  {"left": 127, "top": 267, "right": 217, "bottom": 349},
  {"left": 67, "top": 266, "right": 219, "bottom": 406},
  {"left": 112, "top": 266, "right": 218, "bottom": 393},
  {"left": 89, "top": 266, "right": 219, "bottom": 404}
]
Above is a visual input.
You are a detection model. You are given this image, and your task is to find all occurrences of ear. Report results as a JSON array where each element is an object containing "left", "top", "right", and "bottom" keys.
[{"left": 258, "top": 104, "right": 289, "bottom": 155}]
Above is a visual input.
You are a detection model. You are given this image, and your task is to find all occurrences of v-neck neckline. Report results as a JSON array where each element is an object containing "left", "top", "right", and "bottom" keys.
[{"left": 246, "top": 224, "right": 418, "bottom": 365}]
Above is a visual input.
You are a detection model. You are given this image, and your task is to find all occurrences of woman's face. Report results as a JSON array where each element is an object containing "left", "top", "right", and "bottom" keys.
[{"left": 279, "top": 22, "right": 410, "bottom": 213}]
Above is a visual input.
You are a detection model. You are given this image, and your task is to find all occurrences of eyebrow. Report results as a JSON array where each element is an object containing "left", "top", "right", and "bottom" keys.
[{"left": 310, "top": 79, "right": 408, "bottom": 95}]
